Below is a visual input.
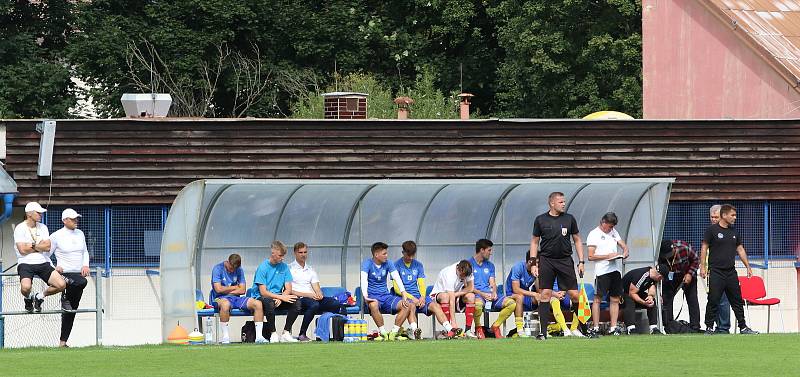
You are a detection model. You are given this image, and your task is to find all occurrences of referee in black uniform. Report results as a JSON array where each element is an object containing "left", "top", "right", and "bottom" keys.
[
  {"left": 699, "top": 204, "right": 758, "bottom": 335},
  {"left": 530, "top": 192, "right": 585, "bottom": 339}
]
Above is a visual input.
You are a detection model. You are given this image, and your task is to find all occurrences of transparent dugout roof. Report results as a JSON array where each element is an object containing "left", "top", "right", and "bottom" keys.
[{"left": 160, "top": 178, "right": 673, "bottom": 341}]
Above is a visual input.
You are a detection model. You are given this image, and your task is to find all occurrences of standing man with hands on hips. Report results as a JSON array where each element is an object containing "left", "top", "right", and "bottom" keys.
[{"left": 529, "top": 192, "right": 586, "bottom": 340}]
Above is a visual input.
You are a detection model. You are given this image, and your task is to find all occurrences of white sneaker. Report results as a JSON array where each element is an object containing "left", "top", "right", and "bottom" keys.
[
  {"left": 570, "top": 328, "right": 586, "bottom": 338},
  {"left": 464, "top": 330, "right": 478, "bottom": 339},
  {"left": 255, "top": 337, "right": 268, "bottom": 344},
  {"left": 220, "top": 336, "right": 231, "bottom": 344},
  {"left": 269, "top": 333, "right": 280, "bottom": 343},
  {"left": 280, "top": 332, "right": 298, "bottom": 343}
]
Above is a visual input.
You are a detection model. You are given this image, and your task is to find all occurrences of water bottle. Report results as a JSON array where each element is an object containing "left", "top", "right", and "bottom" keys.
[{"left": 204, "top": 316, "right": 214, "bottom": 344}]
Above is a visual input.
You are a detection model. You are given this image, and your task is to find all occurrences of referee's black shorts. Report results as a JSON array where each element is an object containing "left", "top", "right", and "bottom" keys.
[{"left": 538, "top": 256, "right": 578, "bottom": 291}]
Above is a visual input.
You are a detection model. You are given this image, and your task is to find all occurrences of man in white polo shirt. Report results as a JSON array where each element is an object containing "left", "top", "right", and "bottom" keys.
[
  {"left": 50, "top": 208, "right": 90, "bottom": 347},
  {"left": 289, "top": 242, "right": 343, "bottom": 341},
  {"left": 14, "top": 202, "right": 66, "bottom": 313},
  {"left": 586, "top": 212, "right": 628, "bottom": 337}
]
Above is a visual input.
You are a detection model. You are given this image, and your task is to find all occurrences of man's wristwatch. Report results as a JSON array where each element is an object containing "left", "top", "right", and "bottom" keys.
[{"left": 578, "top": 261, "right": 585, "bottom": 265}]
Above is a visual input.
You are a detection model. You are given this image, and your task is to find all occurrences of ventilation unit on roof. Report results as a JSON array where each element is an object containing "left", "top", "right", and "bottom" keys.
[{"left": 121, "top": 93, "right": 172, "bottom": 117}]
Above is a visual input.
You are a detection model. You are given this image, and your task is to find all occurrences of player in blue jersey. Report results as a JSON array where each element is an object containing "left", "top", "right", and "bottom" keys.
[
  {"left": 210, "top": 253, "right": 266, "bottom": 344},
  {"left": 470, "top": 239, "right": 512, "bottom": 339},
  {"left": 361, "top": 242, "right": 413, "bottom": 341},
  {"left": 392, "top": 240, "right": 458, "bottom": 340}
]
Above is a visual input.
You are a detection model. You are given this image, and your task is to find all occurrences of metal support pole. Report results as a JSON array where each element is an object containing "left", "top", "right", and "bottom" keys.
[
  {"left": 104, "top": 207, "right": 112, "bottom": 277},
  {"left": 95, "top": 267, "right": 103, "bottom": 346},
  {"left": 763, "top": 201, "right": 770, "bottom": 269},
  {"left": 358, "top": 206, "right": 364, "bottom": 319}
]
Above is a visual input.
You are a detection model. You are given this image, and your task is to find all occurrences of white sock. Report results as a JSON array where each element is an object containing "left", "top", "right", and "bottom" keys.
[
  {"left": 391, "top": 325, "right": 400, "bottom": 333},
  {"left": 221, "top": 322, "right": 230, "bottom": 339},
  {"left": 255, "top": 322, "right": 263, "bottom": 338},
  {"left": 650, "top": 325, "right": 658, "bottom": 330},
  {"left": 627, "top": 325, "right": 636, "bottom": 332},
  {"left": 409, "top": 322, "right": 418, "bottom": 331},
  {"left": 34, "top": 292, "right": 44, "bottom": 300},
  {"left": 442, "top": 321, "right": 453, "bottom": 332},
  {"left": 608, "top": 326, "right": 616, "bottom": 331},
  {"left": 379, "top": 326, "right": 387, "bottom": 335}
]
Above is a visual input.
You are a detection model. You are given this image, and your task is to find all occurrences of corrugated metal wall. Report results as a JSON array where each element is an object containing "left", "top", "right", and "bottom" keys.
[{"left": 3, "top": 118, "right": 799, "bottom": 204}]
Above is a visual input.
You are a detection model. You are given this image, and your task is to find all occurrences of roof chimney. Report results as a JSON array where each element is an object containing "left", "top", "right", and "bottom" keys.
[
  {"left": 458, "top": 93, "right": 474, "bottom": 120},
  {"left": 393, "top": 97, "right": 414, "bottom": 120},
  {"left": 322, "top": 92, "right": 368, "bottom": 119}
]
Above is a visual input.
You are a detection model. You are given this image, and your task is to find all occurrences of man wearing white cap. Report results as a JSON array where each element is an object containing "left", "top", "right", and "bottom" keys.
[
  {"left": 50, "top": 208, "right": 90, "bottom": 347},
  {"left": 14, "top": 202, "right": 66, "bottom": 313}
]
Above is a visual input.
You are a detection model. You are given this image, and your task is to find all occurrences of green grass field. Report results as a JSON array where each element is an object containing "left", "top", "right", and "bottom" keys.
[{"left": 2, "top": 334, "right": 799, "bottom": 376}]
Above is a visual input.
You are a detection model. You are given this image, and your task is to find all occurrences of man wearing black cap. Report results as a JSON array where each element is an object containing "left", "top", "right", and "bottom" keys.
[
  {"left": 621, "top": 264, "right": 668, "bottom": 335},
  {"left": 659, "top": 240, "right": 701, "bottom": 332}
]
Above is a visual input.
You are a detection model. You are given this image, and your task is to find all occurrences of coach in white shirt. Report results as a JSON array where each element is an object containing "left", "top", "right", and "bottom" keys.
[
  {"left": 586, "top": 212, "right": 629, "bottom": 337},
  {"left": 14, "top": 202, "right": 66, "bottom": 314},
  {"left": 288, "top": 242, "right": 343, "bottom": 342},
  {"left": 50, "top": 208, "right": 90, "bottom": 347}
]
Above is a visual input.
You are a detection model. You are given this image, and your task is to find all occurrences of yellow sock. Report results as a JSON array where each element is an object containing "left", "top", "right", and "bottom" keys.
[
  {"left": 474, "top": 301, "right": 484, "bottom": 327},
  {"left": 493, "top": 298, "right": 516, "bottom": 327},
  {"left": 551, "top": 299, "right": 568, "bottom": 332},
  {"left": 515, "top": 316, "right": 524, "bottom": 333}
]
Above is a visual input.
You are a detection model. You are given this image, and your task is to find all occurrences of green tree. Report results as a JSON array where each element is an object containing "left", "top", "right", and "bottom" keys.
[
  {"left": 489, "top": 0, "right": 642, "bottom": 118},
  {"left": 0, "top": 1, "right": 76, "bottom": 118}
]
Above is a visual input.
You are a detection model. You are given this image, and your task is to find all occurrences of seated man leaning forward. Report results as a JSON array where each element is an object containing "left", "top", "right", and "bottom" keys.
[
  {"left": 361, "top": 241, "right": 414, "bottom": 341},
  {"left": 391, "top": 240, "right": 454, "bottom": 340},
  {"left": 495, "top": 250, "right": 574, "bottom": 337},
  {"left": 430, "top": 260, "right": 476, "bottom": 339},
  {"left": 621, "top": 264, "right": 668, "bottom": 335},
  {"left": 250, "top": 241, "right": 302, "bottom": 343},
  {"left": 211, "top": 253, "right": 266, "bottom": 344},
  {"left": 289, "top": 242, "right": 344, "bottom": 342}
]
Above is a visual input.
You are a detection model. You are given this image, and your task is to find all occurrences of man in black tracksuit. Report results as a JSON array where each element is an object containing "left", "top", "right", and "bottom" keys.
[{"left": 699, "top": 204, "right": 758, "bottom": 335}]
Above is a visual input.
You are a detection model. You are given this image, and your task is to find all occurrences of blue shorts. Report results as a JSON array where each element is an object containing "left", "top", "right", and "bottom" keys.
[
  {"left": 495, "top": 294, "right": 537, "bottom": 311},
  {"left": 214, "top": 296, "right": 250, "bottom": 311},
  {"left": 373, "top": 294, "right": 402, "bottom": 314},
  {"left": 415, "top": 295, "right": 433, "bottom": 315}
]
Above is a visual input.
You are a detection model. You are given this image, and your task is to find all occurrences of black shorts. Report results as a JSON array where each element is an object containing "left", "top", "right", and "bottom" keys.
[
  {"left": 538, "top": 256, "right": 578, "bottom": 291},
  {"left": 594, "top": 271, "right": 623, "bottom": 298},
  {"left": 18, "top": 262, "right": 55, "bottom": 282}
]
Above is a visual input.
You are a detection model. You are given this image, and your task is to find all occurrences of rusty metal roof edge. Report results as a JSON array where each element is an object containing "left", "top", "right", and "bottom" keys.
[
  {"left": 199, "top": 178, "right": 677, "bottom": 185},
  {"left": 5, "top": 117, "right": 800, "bottom": 124},
  {"left": 700, "top": 1, "right": 800, "bottom": 92}
]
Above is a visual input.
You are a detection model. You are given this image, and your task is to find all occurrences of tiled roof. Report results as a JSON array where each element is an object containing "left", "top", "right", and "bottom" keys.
[{"left": 704, "top": 0, "right": 800, "bottom": 86}]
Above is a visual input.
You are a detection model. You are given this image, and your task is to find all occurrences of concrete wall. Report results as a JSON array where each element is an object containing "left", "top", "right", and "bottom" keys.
[{"left": 642, "top": 0, "right": 800, "bottom": 119}]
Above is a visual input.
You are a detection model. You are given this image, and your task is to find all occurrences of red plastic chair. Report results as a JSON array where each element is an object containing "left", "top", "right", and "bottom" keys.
[{"left": 738, "top": 276, "right": 783, "bottom": 333}]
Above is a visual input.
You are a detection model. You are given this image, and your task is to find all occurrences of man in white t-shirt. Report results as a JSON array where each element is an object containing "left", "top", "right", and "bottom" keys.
[
  {"left": 50, "top": 208, "right": 90, "bottom": 347},
  {"left": 289, "top": 242, "right": 343, "bottom": 342},
  {"left": 586, "top": 212, "right": 629, "bottom": 337},
  {"left": 14, "top": 202, "right": 66, "bottom": 314},
  {"left": 430, "top": 260, "right": 475, "bottom": 338}
]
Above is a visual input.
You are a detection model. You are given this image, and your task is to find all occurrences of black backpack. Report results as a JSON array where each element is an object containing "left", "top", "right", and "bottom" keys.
[
  {"left": 241, "top": 320, "right": 269, "bottom": 342},
  {"left": 665, "top": 320, "right": 693, "bottom": 334},
  {"left": 330, "top": 315, "right": 347, "bottom": 341}
]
